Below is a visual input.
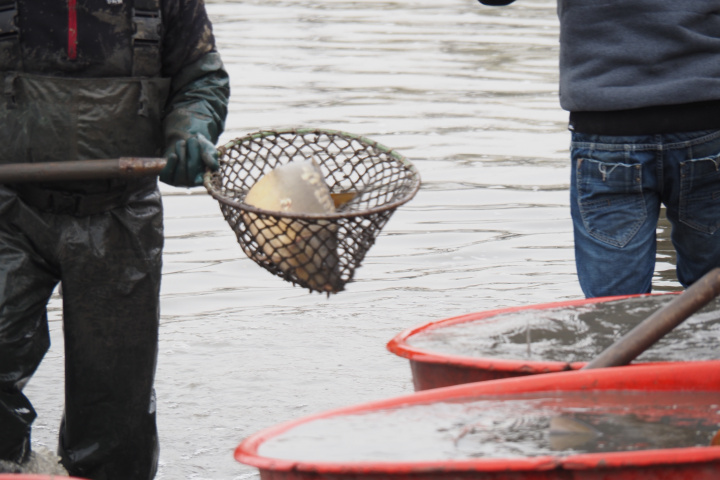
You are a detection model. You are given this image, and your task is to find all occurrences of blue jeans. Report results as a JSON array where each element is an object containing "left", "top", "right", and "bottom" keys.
[{"left": 570, "top": 129, "right": 720, "bottom": 298}]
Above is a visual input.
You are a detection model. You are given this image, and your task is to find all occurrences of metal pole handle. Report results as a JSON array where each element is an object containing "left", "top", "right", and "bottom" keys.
[
  {"left": 582, "top": 267, "right": 720, "bottom": 370},
  {"left": 0, "top": 158, "right": 167, "bottom": 183}
]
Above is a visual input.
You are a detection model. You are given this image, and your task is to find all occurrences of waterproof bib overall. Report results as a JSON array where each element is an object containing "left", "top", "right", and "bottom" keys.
[{"left": 0, "top": 1, "right": 168, "bottom": 478}]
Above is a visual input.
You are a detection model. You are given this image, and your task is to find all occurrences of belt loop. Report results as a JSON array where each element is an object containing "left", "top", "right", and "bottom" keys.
[
  {"left": 0, "top": 0, "right": 21, "bottom": 72},
  {"left": 138, "top": 79, "right": 149, "bottom": 117},
  {"left": 4, "top": 72, "right": 16, "bottom": 109}
]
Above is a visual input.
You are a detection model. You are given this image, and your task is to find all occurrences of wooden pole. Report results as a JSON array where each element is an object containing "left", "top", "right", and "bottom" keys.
[
  {"left": 0, "top": 158, "right": 167, "bottom": 183},
  {"left": 582, "top": 267, "right": 720, "bottom": 370}
]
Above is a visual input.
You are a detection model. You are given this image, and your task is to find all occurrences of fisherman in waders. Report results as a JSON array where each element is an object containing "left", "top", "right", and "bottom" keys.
[{"left": 0, "top": 1, "right": 229, "bottom": 478}]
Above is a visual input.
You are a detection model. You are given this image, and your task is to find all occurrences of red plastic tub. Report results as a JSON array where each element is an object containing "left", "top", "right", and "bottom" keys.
[
  {"left": 235, "top": 360, "right": 720, "bottom": 480},
  {"left": 385, "top": 293, "right": 719, "bottom": 391}
]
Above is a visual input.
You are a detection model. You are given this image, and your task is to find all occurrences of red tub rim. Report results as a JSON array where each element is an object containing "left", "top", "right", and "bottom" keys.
[
  {"left": 235, "top": 360, "right": 720, "bottom": 474},
  {"left": 386, "top": 293, "right": 678, "bottom": 373}
]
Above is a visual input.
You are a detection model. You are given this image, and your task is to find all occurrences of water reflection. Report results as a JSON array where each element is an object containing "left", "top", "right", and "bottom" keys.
[
  {"left": 258, "top": 391, "right": 720, "bottom": 461},
  {"left": 408, "top": 296, "right": 720, "bottom": 364}
]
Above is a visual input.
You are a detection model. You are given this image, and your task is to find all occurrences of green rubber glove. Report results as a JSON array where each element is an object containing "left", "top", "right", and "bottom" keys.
[
  {"left": 161, "top": 133, "right": 219, "bottom": 187},
  {"left": 160, "top": 51, "right": 230, "bottom": 187}
]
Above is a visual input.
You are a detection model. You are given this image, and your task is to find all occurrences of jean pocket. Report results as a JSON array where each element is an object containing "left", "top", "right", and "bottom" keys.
[
  {"left": 576, "top": 157, "right": 645, "bottom": 248},
  {"left": 679, "top": 154, "right": 720, "bottom": 235}
]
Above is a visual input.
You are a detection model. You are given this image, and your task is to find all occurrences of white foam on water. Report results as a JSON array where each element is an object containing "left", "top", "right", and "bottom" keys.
[{"left": 0, "top": 447, "right": 68, "bottom": 476}]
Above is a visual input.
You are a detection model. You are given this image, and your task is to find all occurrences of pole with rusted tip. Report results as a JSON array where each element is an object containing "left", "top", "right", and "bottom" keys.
[
  {"left": 0, "top": 157, "right": 167, "bottom": 183},
  {"left": 582, "top": 267, "right": 720, "bottom": 370},
  {"left": 549, "top": 268, "right": 720, "bottom": 444}
]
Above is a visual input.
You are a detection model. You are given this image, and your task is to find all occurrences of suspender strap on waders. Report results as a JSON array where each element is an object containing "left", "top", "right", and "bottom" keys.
[
  {"left": 132, "top": 0, "right": 162, "bottom": 77},
  {"left": 0, "top": 0, "right": 20, "bottom": 92}
]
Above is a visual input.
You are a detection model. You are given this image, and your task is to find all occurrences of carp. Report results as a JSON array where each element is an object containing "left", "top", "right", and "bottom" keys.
[
  {"left": 548, "top": 413, "right": 713, "bottom": 452},
  {"left": 242, "top": 159, "right": 342, "bottom": 293},
  {"left": 548, "top": 415, "right": 601, "bottom": 451}
]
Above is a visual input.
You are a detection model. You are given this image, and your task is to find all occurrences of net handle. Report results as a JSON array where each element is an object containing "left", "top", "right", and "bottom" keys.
[{"left": 0, "top": 158, "right": 167, "bottom": 183}]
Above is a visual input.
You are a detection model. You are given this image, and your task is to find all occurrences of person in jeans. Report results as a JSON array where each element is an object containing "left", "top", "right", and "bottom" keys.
[
  {"left": 478, "top": 0, "right": 720, "bottom": 297},
  {"left": 0, "top": 0, "right": 229, "bottom": 478}
]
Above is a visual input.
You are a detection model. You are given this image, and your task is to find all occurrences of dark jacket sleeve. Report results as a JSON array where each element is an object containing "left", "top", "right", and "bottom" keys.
[
  {"left": 478, "top": 0, "right": 516, "bottom": 5},
  {"left": 161, "top": 0, "right": 230, "bottom": 148}
]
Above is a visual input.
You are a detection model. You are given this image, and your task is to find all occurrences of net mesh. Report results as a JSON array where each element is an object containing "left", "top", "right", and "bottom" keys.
[{"left": 204, "top": 128, "right": 421, "bottom": 294}]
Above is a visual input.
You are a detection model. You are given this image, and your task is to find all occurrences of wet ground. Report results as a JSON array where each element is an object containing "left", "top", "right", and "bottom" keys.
[{"left": 24, "top": 0, "right": 691, "bottom": 478}]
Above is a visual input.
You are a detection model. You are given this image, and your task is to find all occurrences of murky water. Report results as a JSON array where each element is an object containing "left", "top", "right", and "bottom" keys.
[
  {"left": 408, "top": 296, "right": 720, "bottom": 363},
  {"left": 20, "top": 0, "right": 695, "bottom": 479},
  {"left": 258, "top": 391, "right": 720, "bottom": 461}
]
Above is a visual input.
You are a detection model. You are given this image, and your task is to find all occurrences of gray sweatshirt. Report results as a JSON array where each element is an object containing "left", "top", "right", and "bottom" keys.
[
  {"left": 482, "top": 0, "right": 720, "bottom": 113},
  {"left": 558, "top": 0, "right": 720, "bottom": 112}
]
